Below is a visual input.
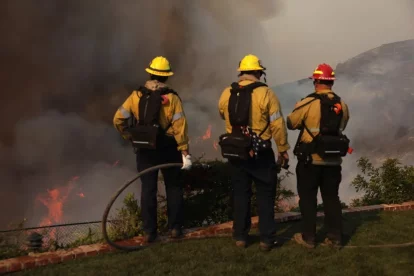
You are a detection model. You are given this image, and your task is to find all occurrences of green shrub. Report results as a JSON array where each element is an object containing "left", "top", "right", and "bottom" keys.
[
  {"left": 67, "top": 228, "right": 100, "bottom": 248},
  {"left": 107, "top": 193, "right": 142, "bottom": 240},
  {"left": 181, "top": 160, "right": 295, "bottom": 227},
  {"left": 181, "top": 160, "right": 233, "bottom": 227},
  {"left": 351, "top": 157, "right": 414, "bottom": 206},
  {"left": 108, "top": 192, "right": 169, "bottom": 240},
  {"left": 0, "top": 220, "right": 27, "bottom": 260},
  {"left": 274, "top": 171, "right": 296, "bottom": 212}
]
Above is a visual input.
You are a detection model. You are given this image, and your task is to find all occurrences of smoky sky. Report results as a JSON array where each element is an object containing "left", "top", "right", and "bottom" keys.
[
  {"left": 0, "top": 0, "right": 283, "bottom": 227},
  {"left": 263, "top": 0, "right": 414, "bottom": 83}
]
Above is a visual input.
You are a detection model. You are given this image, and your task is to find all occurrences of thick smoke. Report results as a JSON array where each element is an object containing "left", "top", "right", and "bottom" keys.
[{"left": 0, "top": 0, "right": 282, "bottom": 227}]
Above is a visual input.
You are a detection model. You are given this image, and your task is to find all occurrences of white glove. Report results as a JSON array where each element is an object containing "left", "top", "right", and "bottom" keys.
[{"left": 181, "top": 154, "right": 192, "bottom": 170}]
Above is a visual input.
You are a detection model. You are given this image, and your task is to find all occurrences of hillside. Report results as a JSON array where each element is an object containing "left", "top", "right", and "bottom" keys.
[{"left": 274, "top": 39, "right": 414, "bottom": 164}]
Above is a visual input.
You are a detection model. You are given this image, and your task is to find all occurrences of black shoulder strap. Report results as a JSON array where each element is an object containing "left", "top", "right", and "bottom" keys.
[
  {"left": 230, "top": 81, "right": 268, "bottom": 92},
  {"left": 292, "top": 93, "right": 320, "bottom": 112},
  {"left": 138, "top": 85, "right": 151, "bottom": 95},
  {"left": 292, "top": 93, "right": 320, "bottom": 150},
  {"left": 330, "top": 93, "right": 341, "bottom": 104},
  {"left": 258, "top": 121, "right": 269, "bottom": 137},
  {"left": 247, "top": 81, "right": 268, "bottom": 90},
  {"left": 230, "top": 82, "right": 239, "bottom": 91}
]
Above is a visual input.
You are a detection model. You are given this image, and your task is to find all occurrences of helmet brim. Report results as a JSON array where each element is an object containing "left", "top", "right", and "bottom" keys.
[
  {"left": 309, "top": 76, "right": 335, "bottom": 80},
  {"left": 237, "top": 66, "right": 265, "bottom": 72},
  {"left": 145, "top": 68, "right": 174, "bottom": 76}
]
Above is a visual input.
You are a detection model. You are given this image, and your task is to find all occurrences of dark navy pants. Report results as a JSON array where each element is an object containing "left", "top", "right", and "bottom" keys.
[
  {"left": 229, "top": 149, "right": 278, "bottom": 245},
  {"left": 296, "top": 161, "right": 342, "bottom": 242},
  {"left": 136, "top": 140, "right": 183, "bottom": 235}
]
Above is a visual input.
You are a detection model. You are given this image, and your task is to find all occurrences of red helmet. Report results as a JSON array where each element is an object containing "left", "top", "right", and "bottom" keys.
[{"left": 309, "top": 63, "right": 336, "bottom": 80}]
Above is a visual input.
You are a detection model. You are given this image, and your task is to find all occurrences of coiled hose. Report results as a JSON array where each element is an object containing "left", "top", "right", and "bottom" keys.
[
  {"left": 102, "top": 163, "right": 414, "bottom": 251},
  {"left": 102, "top": 163, "right": 183, "bottom": 251}
]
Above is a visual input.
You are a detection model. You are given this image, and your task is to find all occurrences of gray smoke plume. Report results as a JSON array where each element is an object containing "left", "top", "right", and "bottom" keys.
[{"left": 0, "top": 0, "right": 282, "bottom": 228}]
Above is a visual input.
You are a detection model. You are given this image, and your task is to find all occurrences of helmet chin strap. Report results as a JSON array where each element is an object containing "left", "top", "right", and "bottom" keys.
[{"left": 261, "top": 71, "right": 267, "bottom": 83}]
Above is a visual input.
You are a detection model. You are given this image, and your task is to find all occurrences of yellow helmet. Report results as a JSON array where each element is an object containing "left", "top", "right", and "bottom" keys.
[
  {"left": 237, "top": 54, "right": 266, "bottom": 72},
  {"left": 145, "top": 56, "right": 174, "bottom": 76}
]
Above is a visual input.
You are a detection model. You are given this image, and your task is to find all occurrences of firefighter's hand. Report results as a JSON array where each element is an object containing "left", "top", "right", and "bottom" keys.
[
  {"left": 277, "top": 151, "right": 290, "bottom": 169},
  {"left": 122, "top": 131, "right": 132, "bottom": 141},
  {"left": 181, "top": 154, "right": 192, "bottom": 170}
]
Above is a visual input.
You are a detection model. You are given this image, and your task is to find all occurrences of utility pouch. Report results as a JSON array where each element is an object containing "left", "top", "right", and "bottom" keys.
[
  {"left": 218, "top": 133, "right": 252, "bottom": 160},
  {"left": 294, "top": 142, "right": 315, "bottom": 161},
  {"left": 129, "top": 125, "right": 159, "bottom": 150},
  {"left": 314, "top": 134, "right": 350, "bottom": 157}
]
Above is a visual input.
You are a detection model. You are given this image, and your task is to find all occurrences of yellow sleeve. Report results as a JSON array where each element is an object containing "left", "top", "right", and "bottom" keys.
[
  {"left": 286, "top": 99, "right": 309, "bottom": 130},
  {"left": 340, "top": 102, "right": 350, "bottom": 132},
  {"left": 113, "top": 93, "right": 135, "bottom": 140},
  {"left": 218, "top": 88, "right": 229, "bottom": 120},
  {"left": 170, "top": 95, "right": 189, "bottom": 151},
  {"left": 268, "top": 90, "right": 290, "bottom": 152}
]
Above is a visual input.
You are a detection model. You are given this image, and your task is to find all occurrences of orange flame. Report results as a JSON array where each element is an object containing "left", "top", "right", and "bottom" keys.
[
  {"left": 105, "top": 160, "right": 120, "bottom": 169},
  {"left": 37, "top": 188, "right": 65, "bottom": 226},
  {"left": 36, "top": 176, "right": 83, "bottom": 239},
  {"left": 277, "top": 199, "right": 292, "bottom": 212},
  {"left": 188, "top": 124, "right": 219, "bottom": 152},
  {"left": 276, "top": 196, "right": 300, "bottom": 212},
  {"left": 202, "top": 124, "right": 212, "bottom": 140}
]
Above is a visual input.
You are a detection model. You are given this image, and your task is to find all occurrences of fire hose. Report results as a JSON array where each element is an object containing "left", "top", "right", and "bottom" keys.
[
  {"left": 102, "top": 163, "right": 413, "bottom": 251},
  {"left": 102, "top": 163, "right": 183, "bottom": 251}
]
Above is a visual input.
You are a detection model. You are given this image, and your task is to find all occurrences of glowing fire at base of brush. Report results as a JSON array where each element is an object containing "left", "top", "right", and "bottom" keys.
[
  {"left": 36, "top": 176, "right": 81, "bottom": 240},
  {"left": 35, "top": 160, "right": 119, "bottom": 242},
  {"left": 277, "top": 196, "right": 300, "bottom": 212},
  {"left": 189, "top": 124, "right": 218, "bottom": 151}
]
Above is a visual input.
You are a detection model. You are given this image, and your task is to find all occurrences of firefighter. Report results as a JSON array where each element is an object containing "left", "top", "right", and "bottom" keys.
[
  {"left": 113, "top": 56, "right": 192, "bottom": 243},
  {"left": 287, "top": 63, "right": 350, "bottom": 248},
  {"left": 218, "top": 54, "right": 290, "bottom": 251}
]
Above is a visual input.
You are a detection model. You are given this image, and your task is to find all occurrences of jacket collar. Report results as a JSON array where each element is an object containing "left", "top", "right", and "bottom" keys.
[
  {"left": 315, "top": 89, "right": 333, "bottom": 94},
  {"left": 238, "top": 74, "right": 260, "bottom": 83},
  {"left": 144, "top": 80, "right": 168, "bottom": 91}
]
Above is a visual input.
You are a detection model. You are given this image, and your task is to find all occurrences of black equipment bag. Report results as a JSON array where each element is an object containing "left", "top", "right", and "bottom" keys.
[
  {"left": 219, "top": 81, "right": 268, "bottom": 160},
  {"left": 312, "top": 133, "right": 350, "bottom": 157},
  {"left": 129, "top": 125, "right": 159, "bottom": 150},
  {"left": 219, "top": 133, "right": 252, "bottom": 160},
  {"left": 129, "top": 86, "right": 179, "bottom": 150}
]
